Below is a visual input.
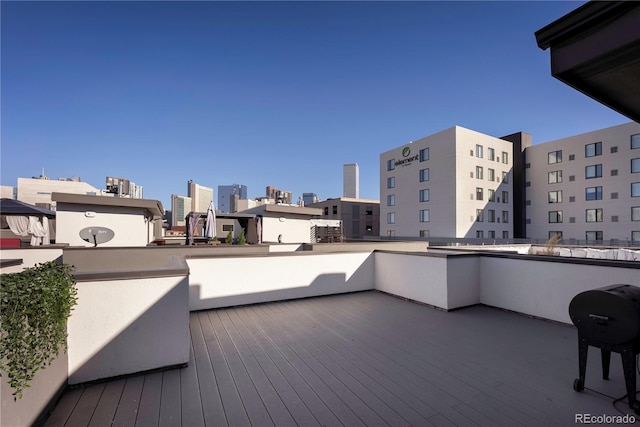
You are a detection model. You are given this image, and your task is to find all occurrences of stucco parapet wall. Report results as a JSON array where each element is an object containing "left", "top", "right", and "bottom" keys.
[
  {"left": 374, "top": 249, "right": 481, "bottom": 259},
  {"left": 302, "top": 241, "right": 429, "bottom": 253},
  {"left": 0, "top": 259, "right": 23, "bottom": 268}
]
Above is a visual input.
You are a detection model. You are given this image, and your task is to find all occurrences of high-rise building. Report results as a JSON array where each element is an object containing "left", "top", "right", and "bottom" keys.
[
  {"left": 302, "top": 193, "right": 319, "bottom": 206},
  {"left": 218, "top": 184, "right": 248, "bottom": 213},
  {"left": 171, "top": 194, "right": 192, "bottom": 228},
  {"left": 266, "top": 186, "right": 292, "bottom": 204},
  {"left": 106, "top": 176, "right": 143, "bottom": 198},
  {"left": 343, "top": 163, "right": 359, "bottom": 198},
  {"left": 187, "top": 180, "right": 213, "bottom": 213}
]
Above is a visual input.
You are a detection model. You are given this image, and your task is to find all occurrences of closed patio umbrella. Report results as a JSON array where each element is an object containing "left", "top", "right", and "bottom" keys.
[{"left": 205, "top": 201, "right": 216, "bottom": 240}]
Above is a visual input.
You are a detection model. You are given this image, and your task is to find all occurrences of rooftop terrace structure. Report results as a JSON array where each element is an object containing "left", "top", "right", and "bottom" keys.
[{"left": 2, "top": 241, "right": 639, "bottom": 426}]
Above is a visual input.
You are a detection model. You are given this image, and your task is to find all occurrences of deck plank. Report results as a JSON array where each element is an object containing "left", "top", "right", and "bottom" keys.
[
  {"left": 179, "top": 336, "right": 205, "bottom": 427},
  {"left": 233, "top": 306, "right": 341, "bottom": 426},
  {"left": 112, "top": 375, "right": 144, "bottom": 427},
  {"left": 158, "top": 369, "right": 181, "bottom": 427},
  {"left": 188, "top": 313, "right": 227, "bottom": 426},
  {"left": 63, "top": 383, "right": 104, "bottom": 427},
  {"left": 134, "top": 372, "right": 162, "bottom": 427},
  {"left": 43, "top": 386, "right": 84, "bottom": 427},
  {"left": 218, "top": 309, "right": 298, "bottom": 426},
  {"left": 88, "top": 379, "right": 126, "bottom": 427},
  {"left": 206, "top": 310, "right": 275, "bottom": 426},
  {"left": 198, "top": 311, "right": 251, "bottom": 426}
]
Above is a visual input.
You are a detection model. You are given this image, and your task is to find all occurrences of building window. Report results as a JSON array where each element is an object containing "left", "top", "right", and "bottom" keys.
[
  {"left": 387, "top": 212, "right": 395, "bottom": 224},
  {"left": 585, "top": 186, "right": 602, "bottom": 201},
  {"left": 387, "top": 177, "right": 395, "bottom": 188},
  {"left": 585, "top": 164, "right": 602, "bottom": 179},
  {"left": 611, "top": 169, "right": 618, "bottom": 176},
  {"left": 569, "top": 196, "right": 576, "bottom": 202},
  {"left": 502, "top": 191, "right": 508, "bottom": 203},
  {"left": 476, "top": 188, "right": 483, "bottom": 201},
  {"left": 502, "top": 171, "right": 509, "bottom": 184},
  {"left": 502, "top": 231, "right": 509, "bottom": 239},
  {"left": 633, "top": 183, "right": 640, "bottom": 197},
  {"left": 569, "top": 175, "right": 575, "bottom": 182},
  {"left": 569, "top": 154, "right": 575, "bottom": 161},
  {"left": 586, "top": 208, "right": 603, "bottom": 222},
  {"left": 419, "top": 209, "right": 429, "bottom": 223},
  {"left": 476, "top": 230, "right": 484, "bottom": 238},
  {"left": 488, "top": 189, "right": 496, "bottom": 202},
  {"left": 488, "top": 209, "right": 495, "bottom": 223},
  {"left": 332, "top": 206, "right": 338, "bottom": 215},
  {"left": 526, "top": 200, "right": 531, "bottom": 206},
  {"left": 487, "top": 148, "right": 495, "bottom": 161},
  {"left": 549, "top": 231, "right": 563, "bottom": 240},
  {"left": 419, "top": 230, "right": 429, "bottom": 238},
  {"left": 633, "top": 231, "right": 640, "bottom": 242},
  {"left": 633, "top": 207, "right": 640, "bottom": 221},
  {"left": 525, "top": 163, "right": 530, "bottom": 168},
  {"left": 525, "top": 182, "right": 531, "bottom": 187},
  {"left": 611, "top": 193, "right": 618, "bottom": 200},
  {"left": 549, "top": 211, "right": 563, "bottom": 223},
  {"left": 585, "top": 142, "right": 602, "bottom": 157},
  {"left": 632, "top": 158, "right": 640, "bottom": 173},
  {"left": 419, "top": 189, "right": 429, "bottom": 202},
  {"left": 387, "top": 194, "right": 395, "bottom": 206},
  {"left": 366, "top": 225, "right": 373, "bottom": 232},
  {"left": 420, "top": 148, "right": 429, "bottom": 162},
  {"left": 611, "top": 146, "right": 618, "bottom": 153},
  {"left": 548, "top": 150, "right": 562, "bottom": 164},
  {"left": 548, "top": 190, "right": 562, "bottom": 203},
  {"left": 488, "top": 168, "right": 495, "bottom": 181},
  {"left": 548, "top": 170, "right": 562, "bottom": 184},
  {"left": 502, "top": 151, "right": 509, "bottom": 164},
  {"left": 612, "top": 216, "right": 619, "bottom": 223},
  {"left": 476, "top": 145, "right": 483, "bottom": 158},
  {"left": 476, "top": 209, "right": 484, "bottom": 222},
  {"left": 366, "top": 209, "right": 373, "bottom": 216},
  {"left": 387, "top": 159, "right": 395, "bottom": 171},
  {"left": 586, "top": 231, "right": 603, "bottom": 241},
  {"left": 632, "top": 134, "right": 640, "bottom": 149},
  {"left": 387, "top": 230, "right": 395, "bottom": 238},
  {"left": 419, "top": 168, "right": 429, "bottom": 182},
  {"left": 323, "top": 207, "right": 329, "bottom": 216},
  {"left": 222, "top": 224, "right": 234, "bottom": 232},
  {"left": 501, "top": 211, "right": 509, "bottom": 223},
  {"left": 476, "top": 166, "right": 483, "bottom": 180}
]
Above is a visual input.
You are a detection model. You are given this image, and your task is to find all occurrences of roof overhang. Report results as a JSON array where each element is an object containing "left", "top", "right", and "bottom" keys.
[
  {"left": 52, "top": 192, "right": 164, "bottom": 217},
  {"left": 535, "top": 1, "right": 640, "bottom": 123}
]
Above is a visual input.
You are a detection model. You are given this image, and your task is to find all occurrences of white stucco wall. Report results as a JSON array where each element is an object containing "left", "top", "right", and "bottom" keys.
[
  {"left": 261, "top": 215, "right": 312, "bottom": 243},
  {"left": 0, "top": 248, "right": 63, "bottom": 274},
  {"left": 187, "top": 252, "right": 374, "bottom": 310},
  {"left": 67, "top": 275, "right": 189, "bottom": 384},
  {"left": 479, "top": 256, "right": 640, "bottom": 324},
  {"left": 55, "top": 203, "right": 153, "bottom": 247}
]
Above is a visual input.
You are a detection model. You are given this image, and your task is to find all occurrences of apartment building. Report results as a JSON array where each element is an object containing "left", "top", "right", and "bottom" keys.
[
  {"left": 380, "top": 126, "right": 521, "bottom": 239},
  {"left": 525, "top": 122, "right": 640, "bottom": 243},
  {"left": 16, "top": 177, "right": 106, "bottom": 210},
  {"left": 343, "top": 163, "right": 359, "bottom": 198},
  {"left": 309, "top": 197, "right": 380, "bottom": 239},
  {"left": 171, "top": 194, "right": 192, "bottom": 228},
  {"left": 218, "top": 184, "right": 247, "bottom": 213}
]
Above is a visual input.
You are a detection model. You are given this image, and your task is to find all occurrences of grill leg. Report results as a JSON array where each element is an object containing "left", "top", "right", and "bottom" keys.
[
  {"left": 621, "top": 348, "right": 639, "bottom": 414},
  {"left": 601, "top": 349, "right": 611, "bottom": 380},
  {"left": 574, "top": 336, "right": 588, "bottom": 391}
]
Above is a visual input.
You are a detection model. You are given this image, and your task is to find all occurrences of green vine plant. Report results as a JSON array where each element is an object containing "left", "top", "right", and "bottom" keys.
[{"left": 0, "top": 261, "right": 78, "bottom": 399}]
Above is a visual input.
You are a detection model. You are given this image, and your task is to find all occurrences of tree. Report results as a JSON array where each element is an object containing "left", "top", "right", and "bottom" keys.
[
  {"left": 225, "top": 230, "right": 233, "bottom": 244},
  {"left": 238, "top": 228, "right": 246, "bottom": 245}
]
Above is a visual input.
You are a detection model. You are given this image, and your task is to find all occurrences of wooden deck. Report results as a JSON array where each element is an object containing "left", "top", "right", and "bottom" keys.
[{"left": 44, "top": 291, "right": 633, "bottom": 426}]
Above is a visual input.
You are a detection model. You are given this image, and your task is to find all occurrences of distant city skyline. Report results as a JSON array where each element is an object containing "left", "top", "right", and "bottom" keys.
[{"left": 1, "top": 1, "right": 630, "bottom": 210}]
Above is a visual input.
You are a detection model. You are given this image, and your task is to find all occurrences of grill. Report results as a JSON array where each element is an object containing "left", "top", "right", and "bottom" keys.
[{"left": 569, "top": 284, "right": 640, "bottom": 414}]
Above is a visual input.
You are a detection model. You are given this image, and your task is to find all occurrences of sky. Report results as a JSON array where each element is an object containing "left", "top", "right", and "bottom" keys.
[{"left": 1, "top": 0, "right": 631, "bottom": 210}]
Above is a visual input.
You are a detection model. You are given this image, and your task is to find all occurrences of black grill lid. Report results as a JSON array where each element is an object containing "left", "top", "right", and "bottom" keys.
[{"left": 569, "top": 284, "right": 640, "bottom": 345}]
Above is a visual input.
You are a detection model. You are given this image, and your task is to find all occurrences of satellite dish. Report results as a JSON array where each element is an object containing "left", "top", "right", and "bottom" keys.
[{"left": 79, "top": 227, "right": 115, "bottom": 247}]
